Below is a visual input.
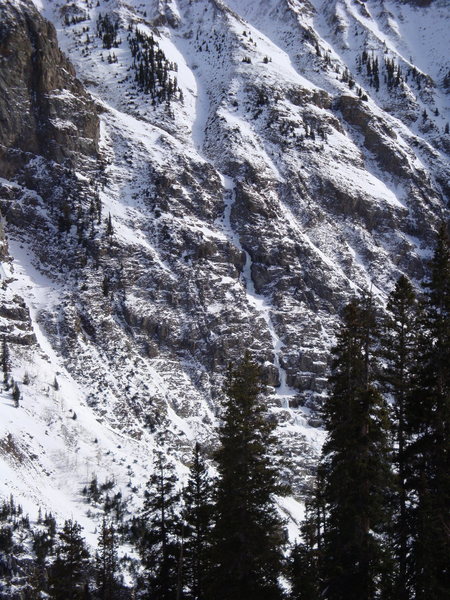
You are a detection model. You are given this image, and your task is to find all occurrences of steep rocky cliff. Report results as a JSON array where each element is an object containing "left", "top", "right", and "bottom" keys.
[{"left": 0, "top": 0, "right": 448, "bottom": 530}]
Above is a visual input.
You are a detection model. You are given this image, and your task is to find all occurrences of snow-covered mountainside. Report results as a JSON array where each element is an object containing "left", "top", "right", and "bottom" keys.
[{"left": 0, "top": 0, "right": 448, "bottom": 532}]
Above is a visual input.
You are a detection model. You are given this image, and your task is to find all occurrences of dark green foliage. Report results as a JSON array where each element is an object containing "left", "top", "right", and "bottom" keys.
[
  {"left": 0, "top": 497, "right": 23, "bottom": 573},
  {"left": 288, "top": 497, "right": 323, "bottom": 600},
  {"left": 64, "top": 11, "right": 88, "bottom": 27},
  {"left": 289, "top": 542, "right": 318, "bottom": 600},
  {"left": 319, "top": 296, "right": 393, "bottom": 600},
  {"left": 104, "top": 491, "right": 127, "bottom": 523},
  {"left": 48, "top": 519, "right": 91, "bottom": 600},
  {"left": 384, "top": 57, "right": 403, "bottom": 89},
  {"left": 360, "top": 51, "right": 407, "bottom": 92},
  {"left": 0, "top": 499, "right": 52, "bottom": 599},
  {"left": 83, "top": 476, "right": 101, "bottom": 504},
  {"left": 33, "top": 522, "right": 55, "bottom": 566},
  {"left": 384, "top": 276, "right": 418, "bottom": 402},
  {"left": 32, "top": 517, "right": 57, "bottom": 594},
  {"left": 372, "top": 56, "right": 380, "bottom": 91},
  {"left": 407, "top": 224, "right": 450, "bottom": 599},
  {"left": 139, "top": 453, "right": 182, "bottom": 600},
  {"left": 182, "top": 443, "right": 214, "bottom": 600},
  {"left": 12, "top": 381, "right": 20, "bottom": 407},
  {"left": 209, "top": 353, "right": 286, "bottom": 600},
  {"left": 0, "top": 498, "right": 125, "bottom": 599},
  {"left": 298, "top": 229, "right": 450, "bottom": 598},
  {"left": 128, "top": 28, "right": 182, "bottom": 104},
  {"left": 54, "top": 182, "right": 102, "bottom": 252},
  {"left": 43, "top": 511, "right": 57, "bottom": 538},
  {"left": 96, "top": 518, "right": 120, "bottom": 600},
  {"left": 96, "top": 14, "right": 121, "bottom": 49},
  {"left": 106, "top": 213, "right": 114, "bottom": 237},
  {"left": 81, "top": 477, "right": 128, "bottom": 526},
  {"left": 102, "top": 275, "right": 110, "bottom": 296},
  {"left": 2, "top": 336, "right": 10, "bottom": 382},
  {"left": 382, "top": 275, "right": 418, "bottom": 599},
  {"left": 0, "top": 524, "right": 13, "bottom": 554}
]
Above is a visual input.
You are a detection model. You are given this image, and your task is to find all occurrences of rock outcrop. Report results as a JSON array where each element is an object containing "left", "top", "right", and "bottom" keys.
[
  {"left": 0, "top": 0, "right": 448, "bottom": 517},
  {"left": 0, "top": 0, "right": 99, "bottom": 178}
]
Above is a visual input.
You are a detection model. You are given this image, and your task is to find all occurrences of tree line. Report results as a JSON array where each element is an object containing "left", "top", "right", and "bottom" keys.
[
  {"left": 291, "top": 224, "right": 450, "bottom": 600},
  {"left": 0, "top": 354, "right": 286, "bottom": 600},
  {"left": 0, "top": 226, "right": 448, "bottom": 599}
]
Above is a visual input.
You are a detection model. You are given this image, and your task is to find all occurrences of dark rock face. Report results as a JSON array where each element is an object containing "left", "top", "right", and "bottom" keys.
[
  {"left": 400, "top": 0, "right": 433, "bottom": 6},
  {"left": 336, "top": 96, "right": 404, "bottom": 175},
  {"left": 0, "top": 0, "right": 448, "bottom": 509},
  {"left": 0, "top": 1, "right": 99, "bottom": 368},
  {"left": 0, "top": 286, "right": 36, "bottom": 346},
  {"left": 0, "top": 0, "right": 99, "bottom": 178}
]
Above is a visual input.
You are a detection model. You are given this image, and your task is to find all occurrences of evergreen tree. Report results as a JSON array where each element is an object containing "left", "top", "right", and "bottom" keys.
[
  {"left": 12, "top": 381, "right": 20, "bottom": 407},
  {"left": 139, "top": 452, "right": 181, "bottom": 600},
  {"left": 95, "top": 518, "right": 120, "bottom": 600},
  {"left": 182, "top": 443, "right": 214, "bottom": 600},
  {"left": 382, "top": 275, "right": 418, "bottom": 598},
  {"left": 209, "top": 352, "right": 286, "bottom": 600},
  {"left": 319, "top": 296, "right": 393, "bottom": 600},
  {"left": 32, "top": 515, "right": 57, "bottom": 594},
  {"left": 288, "top": 494, "right": 323, "bottom": 600},
  {"left": 106, "top": 213, "right": 114, "bottom": 237},
  {"left": 407, "top": 224, "right": 450, "bottom": 599},
  {"left": 48, "top": 519, "right": 91, "bottom": 600},
  {"left": 2, "top": 336, "right": 10, "bottom": 383}
]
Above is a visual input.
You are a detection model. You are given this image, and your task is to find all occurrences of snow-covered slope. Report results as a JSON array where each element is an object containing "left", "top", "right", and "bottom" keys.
[{"left": 0, "top": 0, "right": 448, "bottom": 538}]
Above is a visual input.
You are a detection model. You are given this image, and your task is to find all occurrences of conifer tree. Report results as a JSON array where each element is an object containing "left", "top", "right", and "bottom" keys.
[
  {"left": 12, "top": 381, "right": 20, "bottom": 407},
  {"left": 139, "top": 452, "right": 181, "bottom": 600},
  {"left": 382, "top": 275, "right": 418, "bottom": 598},
  {"left": 288, "top": 495, "right": 323, "bottom": 600},
  {"left": 182, "top": 443, "right": 214, "bottom": 600},
  {"left": 48, "top": 519, "right": 91, "bottom": 600},
  {"left": 106, "top": 213, "right": 114, "bottom": 237},
  {"left": 2, "top": 336, "right": 10, "bottom": 383},
  {"left": 96, "top": 517, "right": 120, "bottom": 600},
  {"left": 319, "top": 296, "right": 393, "bottom": 600},
  {"left": 209, "top": 352, "right": 286, "bottom": 600},
  {"left": 407, "top": 224, "right": 450, "bottom": 599}
]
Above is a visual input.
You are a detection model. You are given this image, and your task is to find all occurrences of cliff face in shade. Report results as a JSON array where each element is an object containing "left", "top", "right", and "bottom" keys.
[
  {"left": 0, "top": 0, "right": 448, "bottom": 531},
  {"left": 0, "top": 0, "right": 99, "bottom": 176}
]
